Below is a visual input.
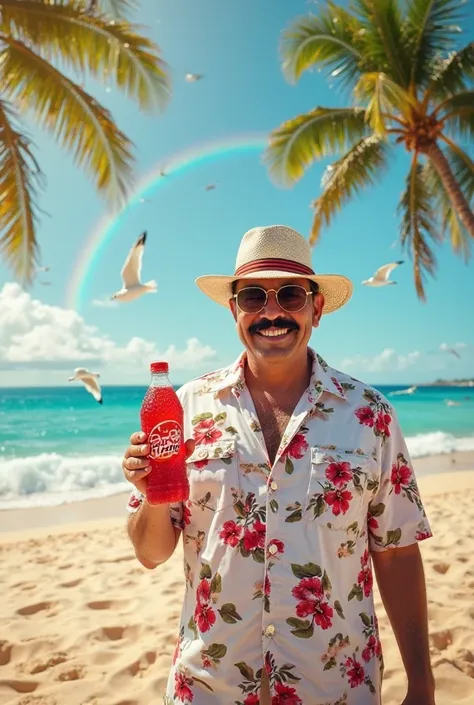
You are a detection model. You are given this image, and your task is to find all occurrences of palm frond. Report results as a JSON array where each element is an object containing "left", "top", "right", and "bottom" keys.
[
  {"left": 353, "top": 72, "right": 414, "bottom": 135},
  {"left": 0, "top": 0, "right": 170, "bottom": 112},
  {"left": 402, "top": 0, "right": 464, "bottom": 88},
  {"left": 397, "top": 157, "right": 441, "bottom": 300},
  {"left": 265, "top": 107, "right": 368, "bottom": 186},
  {"left": 78, "top": 0, "right": 138, "bottom": 19},
  {"left": 1, "top": 35, "right": 134, "bottom": 206},
  {"left": 438, "top": 90, "right": 474, "bottom": 141},
  {"left": 0, "top": 99, "right": 42, "bottom": 282},
  {"left": 352, "top": 0, "right": 409, "bottom": 87},
  {"left": 280, "top": 4, "right": 365, "bottom": 88},
  {"left": 426, "top": 42, "right": 474, "bottom": 100},
  {"left": 310, "top": 135, "right": 390, "bottom": 245}
]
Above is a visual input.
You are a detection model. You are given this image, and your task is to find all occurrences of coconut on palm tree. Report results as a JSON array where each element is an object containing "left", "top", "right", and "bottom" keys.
[
  {"left": 0, "top": 0, "right": 170, "bottom": 282},
  {"left": 265, "top": 0, "right": 474, "bottom": 299}
]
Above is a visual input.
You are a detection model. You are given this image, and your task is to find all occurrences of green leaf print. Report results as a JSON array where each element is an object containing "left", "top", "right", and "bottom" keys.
[
  {"left": 285, "top": 457, "right": 294, "bottom": 475},
  {"left": 193, "top": 676, "right": 214, "bottom": 691},
  {"left": 291, "top": 562, "right": 322, "bottom": 579},
  {"left": 192, "top": 412, "right": 213, "bottom": 425},
  {"left": 286, "top": 617, "right": 314, "bottom": 638},
  {"left": 188, "top": 615, "right": 198, "bottom": 639},
  {"left": 270, "top": 499, "right": 279, "bottom": 514},
  {"left": 369, "top": 502, "right": 385, "bottom": 517},
  {"left": 225, "top": 426, "right": 239, "bottom": 434},
  {"left": 386, "top": 528, "right": 402, "bottom": 546},
  {"left": 218, "top": 603, "right": 242, "bottom": 624},
  {"left": 285, "top": 509, "right": 302, "bottom": 523},
  {"left": 252, "top": 548, "right": 265, "bottom": 564},
  {"left": 348, "top": 584, "right": 363, "bottom": 602},
  {"left": 334, "top": 600, "right": 345, "bottom": 619},
  {"left": 234, "top": 661, "right": 256, "bottom": 682},
  {"left": 210, "top": 573, "right": 222, "bottom": 594},
  {"left": 359, "top": 612, "right": 371, "bottom": 627},
  {"left": 214, "top": 412, "right": 227, "bottom": 424},
  {"left": 323, "top": 657, "right": 337, "bottom": 671},
  {"left": 199, "top": 563, "right": 212, "bottom": 580},
  {"left": 205, "top": 643, "right": 228, "bottom": 660},
  {"left": 222, "top": 457, "right": 233, "bottom": 465},
  {"left": 322, "top": 570, "right": 332, "bottom": 593}
]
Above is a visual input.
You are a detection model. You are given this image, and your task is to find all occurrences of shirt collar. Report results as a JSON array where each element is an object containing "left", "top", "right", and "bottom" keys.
[{"left": 207, "top": 349, "right": 348, "bottom": 401}]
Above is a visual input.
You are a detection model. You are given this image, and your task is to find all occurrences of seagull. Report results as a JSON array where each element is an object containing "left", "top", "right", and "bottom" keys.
[
  {"left": 205, "top": 183, "right": 216, "bottom": 191},
  {"left": 446, "top": 347, "right": 461, "bottom": 359},
  {"left": 111, "top": 231, "right": 157, "bottom": 303},
  {"left": 68, "top": 368, "right": 102, "bottom": 404},
  {"left": 388, "top": 385, "right": 417, "bottom": 397},
  {"left": 362, "top": 261, "right": 404, "bottom": 287},
  {"left": 185, "top": 73, "right": 203, "bottom": 82}
]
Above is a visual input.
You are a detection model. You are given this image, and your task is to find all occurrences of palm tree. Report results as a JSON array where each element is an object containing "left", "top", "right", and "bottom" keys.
[
  {"left": 0, "top": 0, "right": 170, "bottom": 282},
  {"left": 265, "top": 0, "right": 474, "bottom": 299}
]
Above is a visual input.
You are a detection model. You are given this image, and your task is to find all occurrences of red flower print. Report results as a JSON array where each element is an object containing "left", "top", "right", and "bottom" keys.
[
  {"left": 267, "top": 538, "right": 285, "bottom": 556},
  {"left": 244, "top": 694, "right": 260, "bottom": 705},
  {"left": 326, "top": 461, "right": 352, "bottom": 487},
  {"left": 264, "top": 575, "right": 271, "bottom": 596},
  {"left": 243, "top": 529, "right": 260, "bottom": 551},
  {"left": 296, "top": 599, "right": 334, "bottom": 629},
  {"left": 361, "top": 549, "right": 369, "bottom": 566},
  {"left": 194, "top": 602, "right": 216, "bottom": 632},
  {"left": 253, "top": 520, "right": 266, "bottom": 547},
  {"left": 357, "top": 566, "right": 373, "bottom": 597},
  {"left": 324, "top": 487, "right": 353, "bottom": 516},
  {"left": 272, "top": 681, "right": 303, "bottom": 704},
  {"left": 355, "top": 406, "right": 375, "bottom": 427},
  {"left": 193, "top": 418, "right": 223, "bottom": 445},
  {"left": 331, "top": 376, "right": 344, "bottom": 396},
  {"left": 127, "top": 494, "right": 142, "bottom": 509},
  {"left": 175, "top": 670, "right": 194, "bottom": 702},
  {"left": 183, "top": 504, "right": 192, "bottom": 526},
  {"left": 194, "top": 459, "right": 209, "bottom": 470},
  {"left": 368, "top": 515, "right": 379, "bottom": 531},
  {"left": 284, "top": 433, "right": 308, "bottom": 459},
  {"left": 346, "top": 658, "right": 365, "bottom": 688},
  {"left": 291, "top": 577, "right": 324, "bottom": 602},
  {"left": 219, "top": 520, "right": 243, "bottom": 547},
  {"left": 390, "top": 462, "right": 412, "bottom": 494},
  {"left": 196, "top": 579, "right": 211, "bottom": 604},
  {"left": 375, "top": 411, "right": 391, "bottom": 438},
  {"left": 415, "top": 529, "right": 432, "bottom": 541},
  {"left": 362, "top": 635, "right": 378, "bottom": 663}
]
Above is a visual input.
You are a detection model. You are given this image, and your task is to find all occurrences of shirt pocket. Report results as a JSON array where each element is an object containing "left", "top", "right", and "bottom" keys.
[
  {"left": 186, "top": 438, "right": 240, "bottom": 513},
  {"left": 304, "top": 447, "right": 371, "bottom": 530}
]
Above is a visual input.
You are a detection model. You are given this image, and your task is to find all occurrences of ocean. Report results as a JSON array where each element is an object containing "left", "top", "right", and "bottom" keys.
[{"left": 1, "top": 384, "right": 473, "bottom": 509}]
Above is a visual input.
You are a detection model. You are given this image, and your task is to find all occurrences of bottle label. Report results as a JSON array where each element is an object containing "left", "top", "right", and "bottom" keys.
[{"left": 149, "top": 420, "right": 183, "bottom": 462}]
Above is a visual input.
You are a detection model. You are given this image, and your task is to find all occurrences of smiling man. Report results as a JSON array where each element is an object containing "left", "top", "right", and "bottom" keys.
[{"left": 123, "top": 225, "right": 435, "bottom": 705}]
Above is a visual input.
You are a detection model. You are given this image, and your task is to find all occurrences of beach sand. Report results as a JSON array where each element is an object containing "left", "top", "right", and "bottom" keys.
[{"left": 1, "top": 452, "right": 474, "bottom": 705}]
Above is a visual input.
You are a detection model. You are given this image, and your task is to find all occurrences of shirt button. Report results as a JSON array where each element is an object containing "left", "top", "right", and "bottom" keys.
[
  {"left": 265, "top": 625, "right": 275, "bottom": 636},
  {"left": 268, "top": 544, "right": 278, "bottom": 555},
  {"left": 270, "top": 481, "right": 278, "bottom": 491}
]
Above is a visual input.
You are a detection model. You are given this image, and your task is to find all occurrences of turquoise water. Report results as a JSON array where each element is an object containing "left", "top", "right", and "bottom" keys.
[{"left": 1, "top": 384, "right": 473, "bottom": 508}]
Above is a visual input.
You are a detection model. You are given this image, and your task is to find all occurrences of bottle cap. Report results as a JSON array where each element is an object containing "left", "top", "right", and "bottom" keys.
[{"left": 150, "top": 361, "right": 169, "bottom": 374}]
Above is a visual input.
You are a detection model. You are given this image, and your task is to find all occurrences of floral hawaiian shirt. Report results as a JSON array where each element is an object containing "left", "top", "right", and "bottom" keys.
[{"left": 127, "top": 350, "right": 432, "bottom": 705}]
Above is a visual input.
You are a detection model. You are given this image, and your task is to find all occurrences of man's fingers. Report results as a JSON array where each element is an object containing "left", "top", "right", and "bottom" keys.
[
  {"left": 129, "top": 431, "right": 148, "bottom": 445},
  {"left": 185, "top": 438, "right": 195, "bottom": 459},
  {"left": 127, "top": 466, "right": 152, "bottom": 480},
  {"left": 124, "top": 444, "right": 150, "bottom": 459},
  {"left": 123, "top": 456, "right": 150, "bottom": 471}
]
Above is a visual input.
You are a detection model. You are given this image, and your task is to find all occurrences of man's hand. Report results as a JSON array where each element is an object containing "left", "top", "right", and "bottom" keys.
[{"left": 122, "top": 431, "right": 195, "bottom": 495}]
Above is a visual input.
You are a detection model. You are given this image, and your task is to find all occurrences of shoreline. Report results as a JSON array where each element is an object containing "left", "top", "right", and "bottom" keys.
[{"left": 1, "top": 450, "right": 474, "bottom": 539}]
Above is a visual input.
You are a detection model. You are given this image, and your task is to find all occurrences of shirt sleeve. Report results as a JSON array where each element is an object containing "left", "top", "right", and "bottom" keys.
[{"left": 368, "top": 405, "right": 433, "bottom": 553}]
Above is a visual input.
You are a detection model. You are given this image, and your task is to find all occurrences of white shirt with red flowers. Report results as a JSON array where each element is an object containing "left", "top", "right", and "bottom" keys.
[{"left": 127, "top": 350, "right": 432, "bottom": 705}]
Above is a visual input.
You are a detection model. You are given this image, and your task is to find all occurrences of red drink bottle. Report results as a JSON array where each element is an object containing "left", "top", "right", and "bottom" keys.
[{"left": 140, "top": 362, "right": 189, "bottom": 505}]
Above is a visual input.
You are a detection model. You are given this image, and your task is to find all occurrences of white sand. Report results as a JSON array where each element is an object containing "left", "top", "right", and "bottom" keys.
[{"left": 1, "top": 457, "right": 474, "bottom": 704}]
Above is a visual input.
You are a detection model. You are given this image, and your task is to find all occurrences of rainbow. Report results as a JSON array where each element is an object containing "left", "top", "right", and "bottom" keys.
[{"left": 65, "top": 132, "right": 269, "bottom": 312}]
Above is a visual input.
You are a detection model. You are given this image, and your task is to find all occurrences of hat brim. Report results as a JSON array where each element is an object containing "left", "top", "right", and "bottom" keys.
[{"left": 195, "top": 271, "right": 353, "bottom": 314}]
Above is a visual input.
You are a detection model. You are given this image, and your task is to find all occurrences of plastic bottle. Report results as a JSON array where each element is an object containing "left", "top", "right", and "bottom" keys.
[{"left": 140, "top": 362, "right": 189, "bottom": 504}]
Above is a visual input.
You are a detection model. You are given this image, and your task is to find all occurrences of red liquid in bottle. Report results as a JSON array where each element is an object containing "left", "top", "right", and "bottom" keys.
[{"left": 140, "top": 362, "right": 189, "bottom": 505}]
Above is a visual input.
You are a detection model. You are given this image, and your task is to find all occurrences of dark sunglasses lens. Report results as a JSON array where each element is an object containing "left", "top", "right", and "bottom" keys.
[
  {"left": 237, "top": 288, "right": 266, "bottom": 312},
  {"left": 277, "top": 286, "right": 308, "bottom": 311}
]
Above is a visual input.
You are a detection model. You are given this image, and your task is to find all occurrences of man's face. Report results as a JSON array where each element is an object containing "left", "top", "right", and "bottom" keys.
[{"left": 229, "top": 277, "right": 325, "bottom": 362}]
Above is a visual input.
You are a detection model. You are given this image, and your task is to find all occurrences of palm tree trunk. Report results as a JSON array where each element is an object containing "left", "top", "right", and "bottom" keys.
[{"left": 427, "top": 142, "right": 474, "bottom": 237}]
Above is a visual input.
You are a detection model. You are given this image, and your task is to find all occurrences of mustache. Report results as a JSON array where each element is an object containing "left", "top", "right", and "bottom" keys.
[{"left": 248, "top": 317, "right": 299, "bottom": 334}]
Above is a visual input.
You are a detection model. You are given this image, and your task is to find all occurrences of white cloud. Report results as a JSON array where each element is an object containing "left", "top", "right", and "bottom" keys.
[
  {"left": 439, "top": 342, "right": 467, "bottom": 352},
  {"left": 0, "top": 283, "right": 216, "bottom": 379},
  {"left": 340, "top": 348, "right": 422, "bottom": 373}
]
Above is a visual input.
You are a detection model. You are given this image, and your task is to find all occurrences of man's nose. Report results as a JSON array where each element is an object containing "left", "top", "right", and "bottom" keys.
[{"left": 261, "top": 290, "right": 282, "bottom": 317}]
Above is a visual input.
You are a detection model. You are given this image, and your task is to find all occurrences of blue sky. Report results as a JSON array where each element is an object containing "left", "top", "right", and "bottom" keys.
[{"left": 0, "top": 0, "right": 473, "bottom": 387}]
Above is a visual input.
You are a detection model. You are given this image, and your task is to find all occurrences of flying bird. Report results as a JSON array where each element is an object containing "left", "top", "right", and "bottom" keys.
[
  {"left": 205, "top": 184, "right": 216, "bottom": 191},
  {"left": 362, "top": 261, "right": 404, "bottom": 287},
  {"left": 111, "top": 231, "right": 157, "bottom": 303},
  {"left": 69, "top": 368, "right": 102, "bottom": 404},
  {"left": 446, "top": 347, "right": 461, "bottom": 359},
  {"left": 185, "top": 73, "right": 203, "bottom": 82},
  {"left": 388, "top": 385, "right": 418, "bottom": 397}
]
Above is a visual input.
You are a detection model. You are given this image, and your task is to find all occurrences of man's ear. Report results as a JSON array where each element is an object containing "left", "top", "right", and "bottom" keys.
[
  {"left": 312, "top": 293, "right": 325, "bottom": 327},
  {"left": 229, "top": 298, "right": 238, "bottom": 322}
]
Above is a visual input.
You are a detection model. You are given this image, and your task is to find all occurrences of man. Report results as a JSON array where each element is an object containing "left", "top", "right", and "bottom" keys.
[{"left": 123, "top": 225, "right": 435, "bottom": 705}]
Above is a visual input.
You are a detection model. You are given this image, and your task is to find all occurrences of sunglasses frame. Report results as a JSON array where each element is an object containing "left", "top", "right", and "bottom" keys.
[{"left": 232, "top": 284, "right": 314, "bottom": 314}]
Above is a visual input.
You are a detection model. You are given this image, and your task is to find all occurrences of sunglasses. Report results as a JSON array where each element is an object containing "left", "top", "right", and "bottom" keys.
[{"left": 233, "top": 285, "right": 314, "bottom": 314}]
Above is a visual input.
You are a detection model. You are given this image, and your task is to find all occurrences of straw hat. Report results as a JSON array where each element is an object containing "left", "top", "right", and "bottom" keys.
[{"left": 195, "top": 225, "right": 353, "bottom": 314}]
